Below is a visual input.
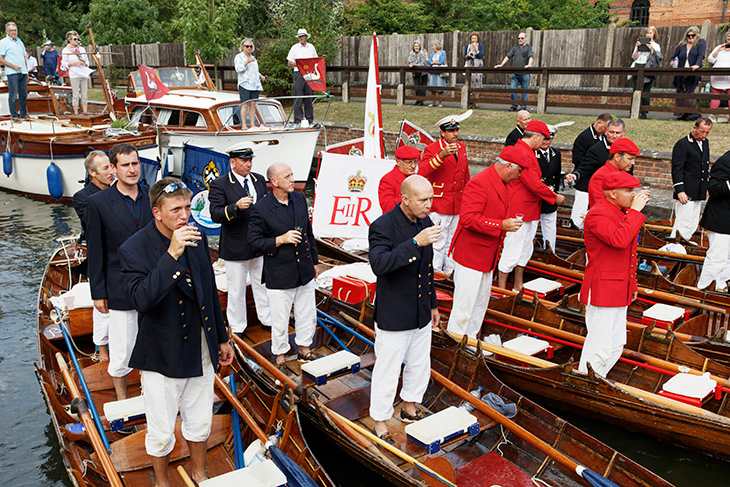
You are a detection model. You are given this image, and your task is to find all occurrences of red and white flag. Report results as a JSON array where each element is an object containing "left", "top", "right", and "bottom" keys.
[
  {"left": 139, "top": 65, "right": 169, "bottom": 101},
  {"left": 396, "top": 119, "right": 434, "bottom": 155},
  {"left": 296, "top": 57, "right": 326, "bottom": 92},
  {"left": 325, "top": 137, "right": 365, "bottom": 156},
  {"left": 363, "top": 33, "right": 384, "bottom": 159}
]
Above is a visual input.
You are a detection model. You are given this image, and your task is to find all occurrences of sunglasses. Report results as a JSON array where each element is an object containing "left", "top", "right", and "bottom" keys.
[
  {"left": 71, "top": 37, "right": 79, "bottom": 41},
  {"left": 244, "top": 45, "right": 253, "bottom": 48},
  {"left": 153, "top": 181, "right": 188, "bottom": 206},
  {"left": 687, "top": 34, "right": 696, "bottom": 38}
]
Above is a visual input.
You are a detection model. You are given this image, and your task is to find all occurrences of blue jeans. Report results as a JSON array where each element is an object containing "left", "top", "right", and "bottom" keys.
[
  {"left": 7, "top": 73, "right": 28, "bottom": 118},
  {"left": 510, "top": 73, "right": 529, "bottom": 109}
]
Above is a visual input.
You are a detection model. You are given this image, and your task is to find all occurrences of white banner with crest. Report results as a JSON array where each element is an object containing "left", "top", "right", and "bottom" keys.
[{"left": 312, "top": 152, "right": 394, "bottom": 239}]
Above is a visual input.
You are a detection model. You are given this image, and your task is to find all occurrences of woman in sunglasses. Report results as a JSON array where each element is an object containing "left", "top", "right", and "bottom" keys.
[
  {"left": 234, "top": 38, "right": 266, "bottom": 130},
  {"left": 669, "top": 26, "right": 706, "bottom": 121},
  {"left": 61, "top": 30, "right": 90, "bottom": 115}
]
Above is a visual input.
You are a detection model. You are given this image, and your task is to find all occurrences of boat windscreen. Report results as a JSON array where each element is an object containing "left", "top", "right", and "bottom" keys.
[
  {"left": 258, "top": 103, "right": 285, "bottom": 125},
  {"left": 156, "top": 68, "right": 199, "bottom": 88}
]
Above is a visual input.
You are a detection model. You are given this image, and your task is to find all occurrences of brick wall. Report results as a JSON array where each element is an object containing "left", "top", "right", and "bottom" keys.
[
  {"left": 317, "top": 122, "right": 675, "bottom": 189},
  {"left": 608, "top": 0, "right": 725, "bottom": 27}
]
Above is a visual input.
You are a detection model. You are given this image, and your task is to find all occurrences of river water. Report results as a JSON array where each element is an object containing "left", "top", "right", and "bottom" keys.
[{"left": 0, "top": 190, "right": 728, "bottom": 487}]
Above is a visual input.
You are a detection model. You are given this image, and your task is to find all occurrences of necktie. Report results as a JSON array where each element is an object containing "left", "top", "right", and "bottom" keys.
[{"left": 243, "top": 178, "right": 250, "bottom": 195}]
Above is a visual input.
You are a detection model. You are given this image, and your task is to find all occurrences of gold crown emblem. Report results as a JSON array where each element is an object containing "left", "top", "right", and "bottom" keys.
[{"left": 347, "top": 170, "right": 367, "bottom": 192}]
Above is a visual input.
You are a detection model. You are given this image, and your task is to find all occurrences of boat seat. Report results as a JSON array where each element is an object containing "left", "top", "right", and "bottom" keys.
[
  {"left": 82, "top": 361, "right": 141, "bottom": 392},
  {"left": 405, "top": 406, "right": 479, "bottom": 454},
  {"left": 455, "top": 451, "right": 535, "bottom": 487},
  {"left": 503, "top": 335, "right": 553, "bottom": 359},
  {"left": 523, "top": 277, "right": 564, "bottom": 299},
  {"left": 659, "top": 372, "right": 720, "bottom": 408},
  {"left": 301, "top": 350, "right": 360, "bottom": 386},
  {"left": 103, "top": 395, "right": 145, "bottom": 432},
  {"left": 200, "top": 459, "right": 286, "bottom": 487},
  {"left": 641, "top": 303, "right": 688, "bottom": 330}
]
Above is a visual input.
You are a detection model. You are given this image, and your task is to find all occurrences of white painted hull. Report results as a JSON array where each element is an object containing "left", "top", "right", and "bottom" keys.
[{"left": 160, "top": 127, "right": 321, "bottom": 182}]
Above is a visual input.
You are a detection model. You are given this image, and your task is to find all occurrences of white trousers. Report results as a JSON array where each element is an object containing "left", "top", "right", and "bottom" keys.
[
  {"left": 539, "top": 211, "right": 557, "bottom": 252},
  {"left": 369, "top": 323, "right": 432, "bottom": 421},
  {"left": 498, "top": 220, "right": 538, "bottom": 274},
  {"left": 142, "top": 330, "right": 214, "bottom": 457},
  {"left": 267, "top": 279, "right": 316, "bottom": 356},
  {"left": 107, "top": 309, "right": 138, "bottom": 378},
  {"left": 447, "top": 262, "right": 492, "bottom": 338},
  {"left": 670, "top": 200, "right": 702, "bottom": 241},
  {"left": 697, "top": 231, "right": 730, "bottom": 290},
  {"left": 225, "top": 257, "right": 271, "bottom": 333},
  {"left": 579, "top": 303, "right": 627, "bottom": 377},
  {"left": 92, "top": 307, "right": 110, "bottom": 347},
  {"left": 571, "top": 190, "right": 589, "bottom": 230},
  {"left": 430, "top": 213, "right": 459, "bottom": 274}
]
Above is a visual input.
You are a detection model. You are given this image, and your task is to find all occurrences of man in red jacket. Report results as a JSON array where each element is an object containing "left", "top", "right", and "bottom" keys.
[
  {"left": 447, "top": 145, "right": 526, "bottom": 338},
  {"left": 579, "top": 171, "right": 649, "bottom": 377},
  {"left": 419, "top": 113, "right": 472, "bottom": 274},
  {"left": 587, "top": 138, "right": 641, "bottom": 208},
  {"left": 497, "top": 120, "right": 565, "bottom": 291},
  {"left": 378, "top": 145, "right": 420, "bottom": 212}
]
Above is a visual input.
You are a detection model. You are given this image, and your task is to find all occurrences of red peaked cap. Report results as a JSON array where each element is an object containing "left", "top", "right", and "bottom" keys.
[
  {"left": 602, "top": 171, "right": 642, "bottom": 191},
  {"left": 498, "top": 144, "right": 529, "bottom": 168},
  {"left": 394, "top": 145, "right": 421, "bottom": 160},
  {"left": 609, "top": 138, "right": 641, "bottom": 155},
  {"left": 525, "top": 120, "right": 550, "bottom": 138}
]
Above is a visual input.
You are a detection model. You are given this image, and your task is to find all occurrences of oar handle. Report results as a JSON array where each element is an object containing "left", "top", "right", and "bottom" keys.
[
  {"left": 231, "top": 333, "right": 299, "bottom": 391},
  {"left": 176, "top": 466, "right": 197, "bottom": 487}
]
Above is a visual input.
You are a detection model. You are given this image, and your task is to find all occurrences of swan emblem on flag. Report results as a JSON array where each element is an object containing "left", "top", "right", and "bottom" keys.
[
  {"left": 367, "top": 112, "right": 376, "bottom": 136},
  {"left": 302, "top": 62, "right": 321, "bottom": 81},
  {"left": 145, "top": 71, "right": 163, "bottom": 94}
]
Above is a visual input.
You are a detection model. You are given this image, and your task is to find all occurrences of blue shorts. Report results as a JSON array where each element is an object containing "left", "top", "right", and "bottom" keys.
[{"left": 239, "top": 86, "right": 260, "bottom": 102}]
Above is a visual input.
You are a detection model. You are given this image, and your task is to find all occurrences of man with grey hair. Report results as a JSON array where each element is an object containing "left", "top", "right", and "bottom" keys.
[
  {"left": 0, "top": 22, "right": 28, "bottom": 120},
  {"left": 505, "top": 109, "right": 531, "bottom": 146},
  {"left": 448, "top": 145, "right": 525, "bottom": 338},
  {"left": 248, "top": 162, "right": 319, "bottom": 367},
  {"left": 495, "top": 32, "right": 534, "bottom": 111}
]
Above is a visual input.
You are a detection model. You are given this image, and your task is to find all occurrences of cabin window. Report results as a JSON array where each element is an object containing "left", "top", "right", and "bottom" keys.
[
  {"left": 181, "top": 110, "right": 206, "bottom": 128},
  {"left": 258, "top": 103, "right": 285, "bottom": 125},
  {"left": 158, "top": 108, "right": 181, "bottom": 126},
  {"left": 130, "top": 106, "right": 153, "bottom": 125},
  {"left": 217, "top": 105, "right": 250, "bottom": 127},
  {"left": 130, "top": 72, "right": 142, "bottom": 92}
]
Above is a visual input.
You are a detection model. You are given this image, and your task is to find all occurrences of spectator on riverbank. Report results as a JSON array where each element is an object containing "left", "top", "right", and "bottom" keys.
[
  {"left": 408, "top": 40, "right": 428, "bottom": 106},
  {"left": 495, "top": 32, "right": 533, "bottom": 111},
  {"left": 427, "top": 40, "right": 447, "bottom": 108},
  {"left": 708, "top": 31, "right": 730, "bottom": 121},
  {"left": 630, "top": 26, "right": 662, "bottom": 120},
  {"left": 41, "top": 40, "right": 57, "bottom": 79},
  {"left": 670, "top": 26, "right": 706, "bottom": 121},
  {"left": 464, "top": 32, "right": 483, "bottom": 108}
]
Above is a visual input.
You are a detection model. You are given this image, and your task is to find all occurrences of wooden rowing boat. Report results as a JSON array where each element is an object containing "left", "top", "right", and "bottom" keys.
[
  {"left": 34, "top": 238, "right": 334, "bottom": 487},
  {"left": 231, "top": 289, "right": 675, "bottom": 487}
]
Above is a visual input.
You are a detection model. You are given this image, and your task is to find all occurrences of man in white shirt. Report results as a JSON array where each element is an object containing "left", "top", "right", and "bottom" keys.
[
  {"left": 286, "top": 28, "right": 317, "bottom": 126},
  {"left": 25, "top": 48, "right": 37, "bottom": 78}
]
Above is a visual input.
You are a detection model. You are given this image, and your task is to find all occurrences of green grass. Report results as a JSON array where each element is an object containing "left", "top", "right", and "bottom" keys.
[{"left": 313, "top": 101, "right": 730, "bottom": 154}]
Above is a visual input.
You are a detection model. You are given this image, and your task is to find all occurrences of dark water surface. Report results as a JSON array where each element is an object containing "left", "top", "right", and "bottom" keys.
[{"left": 1, "top": 190, "right": 729, "bottom": 487}]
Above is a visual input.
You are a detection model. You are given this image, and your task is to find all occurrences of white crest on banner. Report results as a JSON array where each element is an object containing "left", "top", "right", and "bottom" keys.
[
  {"left": 313, "top": 153, "right": 394, "bottom": 238},
  {"left": 363, "top": 33, "right": 384, "bottom": 158}
]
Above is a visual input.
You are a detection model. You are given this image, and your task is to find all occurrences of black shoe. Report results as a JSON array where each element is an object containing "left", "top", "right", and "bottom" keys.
[
  {"left": 639, "top": 112, "right": 647, "bottom": 119},
  {"left": 686, "top": 113, "right": 700, "bottom": 122},
  {"left": 509, "top": 106, "right": 518, "bottom": 111}
]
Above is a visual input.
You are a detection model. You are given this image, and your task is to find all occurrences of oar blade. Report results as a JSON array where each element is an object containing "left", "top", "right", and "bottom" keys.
[
  {"left": 421, "top": 456, "right": 456, "bottom": 487},
  {"left": 269, "top": 445, "right": 319, "bottom": 487},
  {"left": 578, "top": 466, "right": 621, "bottom": 487}
]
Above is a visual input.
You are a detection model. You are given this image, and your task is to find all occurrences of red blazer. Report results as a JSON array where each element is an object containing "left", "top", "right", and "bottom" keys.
[
  {"left": 419, "top": 138, "right": 470, "bottom": 215},
  {"left": 580, "top": 200, "right": 646, "bottom": 307},
  {"left": 450, "top": 165, "right": 508, "bottom": 273},
  {"left": 588, "top": 162, "right": 619, "bottom": 208},
  {"left": 378, "top": 165, "right": 408, "bottom": 213},
  {"left": 506, "top": 140, "right": 557, "bottom": 221}
]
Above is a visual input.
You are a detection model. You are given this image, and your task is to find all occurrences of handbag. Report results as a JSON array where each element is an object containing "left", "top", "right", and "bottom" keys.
[{"left": 439, "top": 66, "right": 449, "bottom": 79}]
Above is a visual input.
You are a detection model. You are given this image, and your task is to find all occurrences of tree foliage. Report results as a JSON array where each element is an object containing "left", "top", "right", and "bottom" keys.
[
  {"left": 342, "top": 0, "right": 428, "bottom": 36},
  {"left": 0, "top": 0, "right": 89, "bottom": 47},
  {"left": 171, "top": 0, "right": 248, "bottom": 63},
  {"left": 84, "top": 0, "right": 166, "bottom": 45}
]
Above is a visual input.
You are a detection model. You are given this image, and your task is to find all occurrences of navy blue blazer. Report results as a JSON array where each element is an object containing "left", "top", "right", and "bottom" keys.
[
  {"left": 537, "top": 146, "right": 562, "bottom": 214},
  {"left": 119, "top": 221, "right": 228, "bottom": 378},
  {"left": 209, "top": 171, "right": 267, "bottom": 261},
  {"left": 86, "top": 183, "right": 153, "bottom": 310},
  {"left": 248, "top": 191, "right": 318, "bottom": 289},
  {"left": 573, "top": 139, "right": 610, "bottom": 192},
  {"left": 505, "top": 126, "right": 523, "bottom": 147},
  {"left": 671, "top": 133, "right": 710, "bottom": 201},
  {"left": 369, "top": 205, "right": 437, "bottom": 332},
  {"left": 671, "top": 39, "right": 707, "bottom": 89},
  {"left": 572, "top": 125, "right": 603, "bottom": 171},
  {"left": 72, "top": 181, "right": 104, "bottom": 239}
]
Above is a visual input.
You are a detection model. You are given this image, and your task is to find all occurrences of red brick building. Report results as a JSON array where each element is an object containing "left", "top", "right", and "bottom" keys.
[{"left": 608, "top": 0, "right": 727, "bottom": 27}]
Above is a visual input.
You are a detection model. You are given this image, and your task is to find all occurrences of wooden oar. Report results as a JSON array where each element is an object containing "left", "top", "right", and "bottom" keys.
[
  {"left": 444, "top": 331, "right": 730, "bottom": 423},
  {"left": 176, "top": 465, "right": 196, "bottom": 487},
  {"left": 483, "top": 307, "right": 730, "bottom": 389},
  {"left": 556, "top": 234, "right": 706, "bottom": 263},
  {"left": 55, "top": 353, "right": 124, "bottom": 487}
]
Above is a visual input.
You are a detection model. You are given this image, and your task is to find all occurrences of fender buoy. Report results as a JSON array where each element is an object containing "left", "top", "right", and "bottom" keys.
[
  {"left": 3, "top": 151, "right": 11, "bottom": 177},
  {"left": 165, "top": 149, "right": 174, "bottom": 176},
  {"left": 47, "top": 161, "right": 63, "bottom": 201}
]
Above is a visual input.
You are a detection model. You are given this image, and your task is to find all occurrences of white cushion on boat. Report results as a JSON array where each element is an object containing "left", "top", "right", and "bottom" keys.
[
  {"left": 52, "top": 281, "right": 94, "bottom": 310},
  {"left": 200, "top": 459, "right": 286, "bottom": 487},
  {"left": 523, "top": 278, "right": 562, "bottom": 294},
  {"left": 215, "top": 273, "right": 228, "bottom": 292},
  {"left": 657, "top": 243, "right": 687, "bottom": 255},
  {"left": 315, "top": 262, "right": 376, "bottom": 291},
  {"left": 103, "top": 395, "right": 145, "bottom": 422},
  {"left": 301, "top": 350, "right": 360, "bottom": 377},
  {"left": 662, "top": 372, "right": 717, "bottom": 399},
  {"left": 405, "top": 406, "right": 477, "bottom": 445},
  {"left": 341, "top": 238, "right": 369, "bottom": 252},
  {"left": 503, "top": 335, "right": 550, "bottom": 356},
  {"left": 642, "top": 303, "right": 685, "bottom": 323}
]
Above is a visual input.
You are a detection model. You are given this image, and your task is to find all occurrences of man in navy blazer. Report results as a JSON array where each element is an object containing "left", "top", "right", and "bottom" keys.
[
  {"left": 209, "top": 145, "right": 271, "bottom": 336},
  {"left": 119, "top": 177, "right": 233, "bottom": 487},
  {"left": 72, "top": 150, "right": 115, "bottom": 362},
  {"left": 86, "top": 143, "right": 153, "bottom": 400},
  {"left": 368, "top": 175, "right": 441, "bottom": 443},
  {"left": 248, "top": 162, "right": 318, "bottom": 366}
]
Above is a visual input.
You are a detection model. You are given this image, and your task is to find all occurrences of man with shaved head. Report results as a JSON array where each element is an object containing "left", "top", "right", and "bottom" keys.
[
  {"left": 248, "top": 162, "right": 319, "bottom": 368},
  {"left": 505, "top": 109, "right": 531, "bottom": 146},
  {"left": 368, "top": 174, "right": 441, "bottom": 443}
]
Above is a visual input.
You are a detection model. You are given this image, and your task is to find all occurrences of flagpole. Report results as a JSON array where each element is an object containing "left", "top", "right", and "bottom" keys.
[
  {"left": 372, "top": 33, "right": 385, "bottom": 158},
  {"left": 396, "top": 119, "right": 405, "bottom": 148}
]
